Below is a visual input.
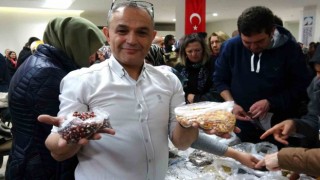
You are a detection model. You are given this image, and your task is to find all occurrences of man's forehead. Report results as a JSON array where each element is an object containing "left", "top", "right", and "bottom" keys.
[
  {"left": 210, "top": 36, "right": 219, "bottom": 40},
  {"left": 241, "top": 32, "right": 269, "bottom": 42},
  {"left": 112, "top": 6, "right": 151, "bottom": 18},
  {"left": 110, "top": 9, "right": 153, "bottom": 28}
]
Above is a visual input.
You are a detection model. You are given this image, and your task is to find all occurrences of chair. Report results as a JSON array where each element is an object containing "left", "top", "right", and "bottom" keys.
[
  {"left": 0, "top": 138, "right": 11, "bottom": 168},
  {"left": 0, "top": 92, "right": 11, "bottom": 168}
]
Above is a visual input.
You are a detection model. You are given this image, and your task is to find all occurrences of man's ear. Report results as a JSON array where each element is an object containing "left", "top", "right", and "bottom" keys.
[
  {"left": 103, "top": 27, "right": 110, "bottom": 43},
  {"left": 270, "top": 26, "right": 276, "bottom": 37},
  {"left": 152, "top": 30, "right": 157, "bottom": 40}
]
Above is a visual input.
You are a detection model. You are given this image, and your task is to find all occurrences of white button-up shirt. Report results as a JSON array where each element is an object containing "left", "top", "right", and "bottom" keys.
[{"left": 53, "top": 56, "right": 185, "bottom": 180}]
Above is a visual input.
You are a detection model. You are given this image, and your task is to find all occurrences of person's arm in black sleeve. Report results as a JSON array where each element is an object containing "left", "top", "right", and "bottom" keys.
[{"left": 267, "top": 46, "right": 311, "bottom": 112}]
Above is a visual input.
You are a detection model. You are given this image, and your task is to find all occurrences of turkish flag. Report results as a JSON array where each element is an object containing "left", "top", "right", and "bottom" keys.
[{"left": 185, "top": 0, "right": 206, "bottom": 35}]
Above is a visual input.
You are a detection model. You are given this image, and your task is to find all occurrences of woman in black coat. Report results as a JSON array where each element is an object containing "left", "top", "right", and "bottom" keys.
[{"left": 6, "top": 17, "right": 106, "bottom": 180}]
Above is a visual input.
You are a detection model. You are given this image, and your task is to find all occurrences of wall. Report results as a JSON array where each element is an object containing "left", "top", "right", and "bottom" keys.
[
  {"left": 206, "top": 19, "right": 237, "bottom": 38},
  {"left": 81, "top": 11, "right": 106, "bottom": 26},
  {"left": 0, "top": 8, "right": 176, "bottom": 55},
  {"left": 0, "top": 8, "right": 302, "bottom": 56},
  {"left": 0, "top": 8, "right": 81, "bottom": 54},
  {"left": 284, "top": 21, "right": 300, "bottom": 41}
]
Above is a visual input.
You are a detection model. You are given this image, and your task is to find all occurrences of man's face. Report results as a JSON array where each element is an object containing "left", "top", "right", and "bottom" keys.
[
  {"left": 309, "top": 45, "right": 315, "bottom": 55},
  {"left": 169, "top": 38, "right": 176, "bottom": 46},
  {"left": 104, "top": 6, "right": 156, "bottom": 68},
  {"left": 241, "top": 32, "right": 272, "bottom": 54},
  {"left": 210, "top": 36, "right": 221, "bottom": 56},
  {"left": 5, "top": 49, "right": 10, "bottom": 57}
]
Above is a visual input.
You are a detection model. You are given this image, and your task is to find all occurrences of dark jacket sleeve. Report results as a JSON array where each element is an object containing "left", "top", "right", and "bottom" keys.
[
  {"left": 191, "top": 132, "right": 228, "bottom": 156},
  {"left": 278, "top": 147, "right": 320, "bottom": 177},
  {"left": 193, "top": 83, "right": 224, "bottom": 103},
  {"left": 292, "top": 77, "right": 320, "bottom": 144},
  {"left": 266, "top": 45, "right": 311, "bottom": 112},
  {"left": 0, "top": 53, "right": 10, "bottom": 92}
]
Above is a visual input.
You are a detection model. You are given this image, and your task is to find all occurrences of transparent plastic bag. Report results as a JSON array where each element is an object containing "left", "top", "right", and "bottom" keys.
[
  {"left": 189, "top": 150, "right": 214, "bottom": 167},
  {"left": 254, "top": 142, "right": 278, "bottom": 156},
  {"left": 260, "top": 171, "right": 288, "bottom": 180},
  {"left": 231, "top": 142, "right": 256, "bottom": 153},
  {"left": 58, "top": 109, "right": 112, "bottom": 144},
  {"left": 175, "top": 101, "right": 236, "bottom": 133},
  {"left": 226, "top": 174, "right": 259, "bottom": 180},
  {"left": 213, "top": 158, "right": 239, "bottom": 177},
  {"left": 231, "top": 142, "right": 278, "bottom": 156}
]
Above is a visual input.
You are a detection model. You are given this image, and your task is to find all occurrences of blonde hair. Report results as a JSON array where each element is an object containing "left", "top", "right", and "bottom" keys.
[
  {"left": 208, "top": 31, "right": 230, "bottom": 52},
  {"left": 214, "top": 31, "right": 230, "bottom": 42},
  {"left": 30, "top": 40, "right": 44, "bottom": 54}
]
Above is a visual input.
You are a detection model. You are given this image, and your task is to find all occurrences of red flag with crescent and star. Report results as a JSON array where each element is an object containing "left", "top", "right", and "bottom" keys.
[{"left": 185, "top": 0, "right": 206, "bottom": 35}]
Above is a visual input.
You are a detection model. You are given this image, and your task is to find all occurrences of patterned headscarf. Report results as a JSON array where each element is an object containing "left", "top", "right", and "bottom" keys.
[{"left": 43, "top": 17, "right": 106, "bottom": 67}]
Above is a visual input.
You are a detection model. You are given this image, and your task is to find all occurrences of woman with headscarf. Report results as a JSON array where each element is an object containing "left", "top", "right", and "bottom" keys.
[{"left": 6, "top": 17, "right": 106, "bottom": 179}]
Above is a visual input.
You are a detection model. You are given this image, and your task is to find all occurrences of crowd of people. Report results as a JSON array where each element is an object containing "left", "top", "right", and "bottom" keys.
[{"left": 0, "top": 0, "right": 319, "bottom": 179}]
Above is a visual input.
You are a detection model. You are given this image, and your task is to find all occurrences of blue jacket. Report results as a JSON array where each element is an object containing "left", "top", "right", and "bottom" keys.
[
  {"left": 213, "top": 26, "right": 311, "bottom": 123},
  {"left": 6, "top": 44, "right": 78, "bottom": 180}
]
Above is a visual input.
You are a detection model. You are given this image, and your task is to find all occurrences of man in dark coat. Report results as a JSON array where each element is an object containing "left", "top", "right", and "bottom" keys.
[{"left": 16, "top": 37, "right": 40, "bottom": 68}]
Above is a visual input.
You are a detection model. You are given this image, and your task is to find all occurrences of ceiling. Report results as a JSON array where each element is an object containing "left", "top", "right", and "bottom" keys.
[{"left": 1, "top": 0, "right": 320, "bottom": 23}]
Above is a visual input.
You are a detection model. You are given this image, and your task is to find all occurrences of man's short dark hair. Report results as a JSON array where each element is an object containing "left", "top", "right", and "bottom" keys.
[
  {"left": 164, "top": 34, "right": 175, "bottom": 46},
  {"left": 27, "top": 37, "right": 40, "bottom": 46},
  {"left": 237, "top": 6, "right": 274, "bottom": 36},
  {"left": 273, "top": 15, "right": 283, "bottom": 27},
  {"left": 107, "top": 1, "right": 154, "bottom": 27}
]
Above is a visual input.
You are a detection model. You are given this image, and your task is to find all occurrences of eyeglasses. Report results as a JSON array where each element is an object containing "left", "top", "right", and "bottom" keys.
[
  {"left": 186, "top": 49, "right": 202, "bottom": 55},
  {"left": 109, "top": 0, "right": 154, "bottom": 19}
]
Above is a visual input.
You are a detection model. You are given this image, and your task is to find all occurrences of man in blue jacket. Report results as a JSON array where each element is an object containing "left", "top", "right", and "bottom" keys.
[{"left": 213, "top": 6, "right": 312, "bottom": 146}]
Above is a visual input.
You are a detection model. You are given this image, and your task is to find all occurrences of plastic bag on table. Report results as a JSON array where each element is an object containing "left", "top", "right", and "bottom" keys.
[
  {"left": 58, "top": 109, "right": 112, "bottom": 144},
  {"left": 188, "top": 149, "right": 214, "bottom": 167},
  {"left": 231, "top": 141, "right": 278, "bottom": 156},
  {"left": 226, "top": 174, "right": 259, "bottom": 180},
  {"left": 231, "top": 142, "right": 256, "bottom": 153},
  {"left": 254, "top": 142, "right": 278, "bottom": 156},
  {"left": 260, "top": 171, "right": 288, "bottom": 180},
  {"left": 213, "top": 158, "right": 239, "bottom": 177}
]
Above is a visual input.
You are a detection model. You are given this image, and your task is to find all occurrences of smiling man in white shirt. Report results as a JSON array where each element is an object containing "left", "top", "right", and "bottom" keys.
[{"left": 39, "top": 1, "right": 199, "bottom": 179}]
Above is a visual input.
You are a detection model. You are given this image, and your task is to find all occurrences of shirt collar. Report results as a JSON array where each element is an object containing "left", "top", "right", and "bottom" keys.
[
  {"left": 109, "top": 55, "right": 126, "bottom": 78},
  {"left": 109, "top": 55, "right": 147, "bottom": 79}
]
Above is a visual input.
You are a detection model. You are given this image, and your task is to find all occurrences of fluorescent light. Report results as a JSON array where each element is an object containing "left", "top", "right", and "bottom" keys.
[
  {"left": 212, "top": 13, "right": 218, "bottom": 17},
  {"left": 42, "top": 0, "right": 75, "bottom": 9},
  {"left": 172, "top": 18, "right": 176, "bottom": 22}
]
